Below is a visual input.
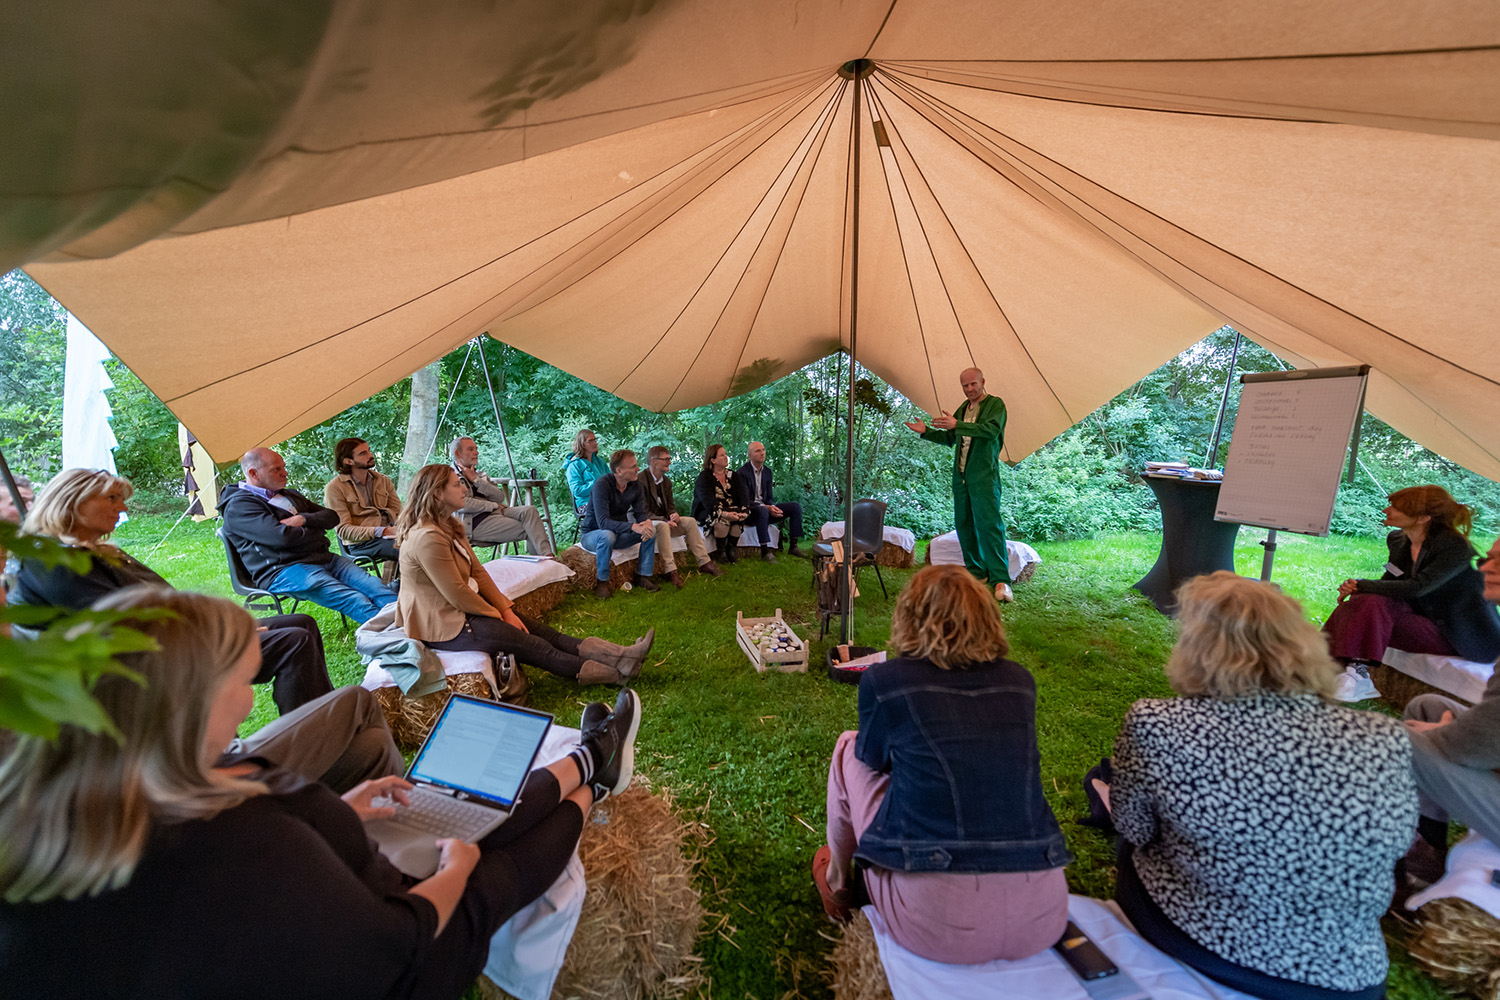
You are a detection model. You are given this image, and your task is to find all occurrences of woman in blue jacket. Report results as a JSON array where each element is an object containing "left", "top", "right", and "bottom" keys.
[
  {"left": 813, "top": 564, "right": 1070, "bottom": 963},
  {"left": 563, "top": 429, "right": 609, "bottom": 514}
]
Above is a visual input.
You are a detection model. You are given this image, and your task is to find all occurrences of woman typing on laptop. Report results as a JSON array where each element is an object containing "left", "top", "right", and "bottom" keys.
[{"left": 0, "top": 586, "right": 642, "bottom": 999}]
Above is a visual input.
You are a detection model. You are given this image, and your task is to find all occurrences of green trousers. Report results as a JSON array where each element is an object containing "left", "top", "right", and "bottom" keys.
[{"left": 953, "top": 468, "right": 1010, "bottom": 586}]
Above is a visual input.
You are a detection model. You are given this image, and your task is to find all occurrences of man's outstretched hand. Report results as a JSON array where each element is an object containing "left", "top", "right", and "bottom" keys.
[{"left": 904, "top": 419, "right": 927, "bottom": 434}]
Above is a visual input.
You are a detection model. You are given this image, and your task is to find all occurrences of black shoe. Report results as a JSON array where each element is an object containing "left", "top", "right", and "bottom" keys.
[
  {"left": 579, "top": 700, "right": 610, "bottom": 741},
  {"left": 633, "top": 574, "right": 660, "bottom": 593},
  {"left": 725, "top": 543, "right": 740, "bottom": 563},
  {"left": 593, "top": 580, "right": 612, "bottom": 600},
  {"left": 1078, "top": 757, "right": 1116, "bottom": 834},
  {"left": 585, "top": 689, "right": 641, "bottom": 800},
  {"left": 761, "top": 548, "right": 777, "bottom": 563},
  {"left": 787, "top": 543, "right": 806, "bottom": 558}
]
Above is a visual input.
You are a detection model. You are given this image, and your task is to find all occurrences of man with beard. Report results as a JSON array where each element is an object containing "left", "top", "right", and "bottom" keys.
[{"left": 324, "top": 437, "right": 401, "bottom": 577}]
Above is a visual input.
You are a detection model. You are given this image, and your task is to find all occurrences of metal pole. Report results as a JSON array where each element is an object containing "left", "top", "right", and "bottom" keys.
[
  {"left": 840, "top": 67, "right": 868, "bottom": 644},
  {"left": 426, "top": 340, "right": 475, "bottom": 462},
  {"left": 475, "top": 338, "right": 519, "bottom": 484},
  {"left": 1204, "top": 329, "right": 1243, "bottom": 467},
  {"left": 0, "top": 446, "right": 26, "bottom": 518},
  {"left": 1260, "top": 528, "right": 1278, "bottom": 582}
]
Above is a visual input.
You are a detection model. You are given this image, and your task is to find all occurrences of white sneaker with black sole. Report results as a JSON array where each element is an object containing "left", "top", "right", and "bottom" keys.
[{"left": 1334, "top": 664, "right": 1379, "bottom": 702}]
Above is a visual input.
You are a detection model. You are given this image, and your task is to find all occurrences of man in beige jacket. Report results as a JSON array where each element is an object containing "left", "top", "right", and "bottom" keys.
[{"left": 324, "top": 437, "right": 401, "bottom": 579}]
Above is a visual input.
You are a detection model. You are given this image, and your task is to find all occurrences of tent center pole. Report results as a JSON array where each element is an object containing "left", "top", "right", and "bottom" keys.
[{"left": 840, "top": 73, "right": 866, "bottom": 644}]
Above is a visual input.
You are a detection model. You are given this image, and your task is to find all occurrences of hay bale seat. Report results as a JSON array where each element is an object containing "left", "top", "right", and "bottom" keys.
[
  {"left": 830, "top": 911, "right": 894, "bottom": 1000},
  {"left": 924, "top": 531, "right": 1041, "bottom": 584},
  {"left": 819, "top": 522, "right": 917, "bottom": 569},
  {"left": 482, "top": 784, "right": 706, "bottom": 1000},
  {"left": 366, "top": 652, "right": 499, "bottom": 750},
  {"left": 1370, "top": 648, "right": 1490, "bottom": 713},
  {"left": 559, "top": 534, "right": 703, "bottom": 591},
  {"left": 1408, "top": 897, "right": 1500, "bottom": 1000}
]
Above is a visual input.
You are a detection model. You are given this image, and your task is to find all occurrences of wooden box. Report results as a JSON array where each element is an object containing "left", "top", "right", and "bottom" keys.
[{"left": 735, "top": 608, "right": 808, "bottom": 673}]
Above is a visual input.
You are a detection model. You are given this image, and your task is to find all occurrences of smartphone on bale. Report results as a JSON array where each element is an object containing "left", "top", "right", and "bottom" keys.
[{"left": 1054, "top": 922, "right": 1119, "bottom": 980}]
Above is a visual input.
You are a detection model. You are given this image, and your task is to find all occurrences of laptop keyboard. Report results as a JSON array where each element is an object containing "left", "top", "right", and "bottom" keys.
[{"left": 396, "top": 789, "right": 499, "bottom": 841}]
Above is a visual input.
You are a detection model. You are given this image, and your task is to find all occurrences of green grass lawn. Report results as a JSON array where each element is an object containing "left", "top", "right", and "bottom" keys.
[{"left": 109, "top": 514, "right": 1449, "bottom": 999}]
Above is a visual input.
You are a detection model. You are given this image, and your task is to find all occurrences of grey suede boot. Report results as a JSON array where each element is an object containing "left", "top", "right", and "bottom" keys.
[
  {"left": 578, "top": 628, "right": 656, "bottom": 679},
  {"left": 574, "top": 659, "right": 626, "bottom": 686}
]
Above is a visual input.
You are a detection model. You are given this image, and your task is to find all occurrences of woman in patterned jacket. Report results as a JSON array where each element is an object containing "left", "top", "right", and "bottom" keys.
[{"left": 1110, "top": 571, "right": 1415, "bottom": 999}]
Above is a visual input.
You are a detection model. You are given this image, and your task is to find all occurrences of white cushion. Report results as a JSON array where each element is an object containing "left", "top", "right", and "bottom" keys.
[{"left": 1382, "top": 647, "right": 1495, "bottom": 704}]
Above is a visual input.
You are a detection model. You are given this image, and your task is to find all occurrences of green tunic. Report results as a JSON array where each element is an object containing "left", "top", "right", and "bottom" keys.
[{"left": 920, "top": 393, "right": 1010, "bottom": 586}]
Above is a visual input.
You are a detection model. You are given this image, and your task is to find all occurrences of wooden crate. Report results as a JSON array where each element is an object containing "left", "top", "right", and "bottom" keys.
[{"left": 735, "top": 608, "right": 809, "bottom": 674}]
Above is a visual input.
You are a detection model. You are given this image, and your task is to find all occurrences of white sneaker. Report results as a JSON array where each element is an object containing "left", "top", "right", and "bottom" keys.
[
  {"left": 995, "top": 582, "right": 1014, "bottom": 603},
  {"left": 1334, "top": 664, "right": 1379, "bottom": 702}
]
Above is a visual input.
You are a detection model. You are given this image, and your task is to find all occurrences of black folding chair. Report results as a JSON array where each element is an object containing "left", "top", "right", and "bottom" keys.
[
  {"left": 217, "top": 526, "right": 300, "bottom": 616},
  {"left": 810, "top": 498, "right": 889, "bottom": 599}
]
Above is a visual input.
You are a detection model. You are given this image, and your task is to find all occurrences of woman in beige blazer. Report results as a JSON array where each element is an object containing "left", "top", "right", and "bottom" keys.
[{"left": 394, "top": 465, "right": 652, "bottom": 685}]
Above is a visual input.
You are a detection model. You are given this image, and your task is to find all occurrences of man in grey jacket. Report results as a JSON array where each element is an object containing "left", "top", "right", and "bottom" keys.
[
  {"left": 1404, "top": 535, "right": 1500, "bottom": 850},
  {"left": 450, "top": 436, "right": 554, "bottom": 557}
]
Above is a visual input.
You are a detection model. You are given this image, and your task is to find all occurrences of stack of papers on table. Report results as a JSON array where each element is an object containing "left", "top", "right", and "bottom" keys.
[{"left": 1144, "top": 462, "right": 1222, "bottom": 481}]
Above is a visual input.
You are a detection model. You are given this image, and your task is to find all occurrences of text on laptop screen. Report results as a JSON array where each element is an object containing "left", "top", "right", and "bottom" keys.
[{"left": 409, "top": 698, "right": 551, "bottom": 806}]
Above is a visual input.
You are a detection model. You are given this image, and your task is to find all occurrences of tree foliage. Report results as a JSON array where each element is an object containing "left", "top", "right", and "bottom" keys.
[{"left": 8, "top": 269, "right": 1500, "bottom": 543}]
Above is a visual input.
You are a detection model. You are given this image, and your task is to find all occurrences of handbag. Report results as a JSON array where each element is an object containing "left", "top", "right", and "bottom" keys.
[{"left": 492, "top": 652, "right": 530, "bottom": 705}]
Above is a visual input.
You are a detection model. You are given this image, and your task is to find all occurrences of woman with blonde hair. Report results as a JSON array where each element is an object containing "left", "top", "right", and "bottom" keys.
[
  {"left": 1322, "top": 483, "right": 1500, "bottom": 701},
  {"left": 812, "top": 564, "right": 1070, "bottom": 963},
  {"left": 395, "top": 464, "right": 651, "bottom": 685},
  {"left": 0, "top": 585, "right": 642, "bottom": 998},
  {"left": 1106, "top": 571, "right": 1416, "bottom": 999},
  {"left": 563, "top": 428, "right": 609, "bottom": 513},
  {"left": 15, "top": 468, "right": 333, "bottom": 716}
]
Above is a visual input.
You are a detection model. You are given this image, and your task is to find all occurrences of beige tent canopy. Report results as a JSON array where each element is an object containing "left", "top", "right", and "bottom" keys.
[{"left": 7, "top": 1, "right": 1500, "bottom": 472}]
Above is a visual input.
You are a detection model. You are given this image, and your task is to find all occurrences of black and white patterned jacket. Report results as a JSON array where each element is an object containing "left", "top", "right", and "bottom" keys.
[{"left": 1112, "top": 692, "right": 1417, "bottom": 991}]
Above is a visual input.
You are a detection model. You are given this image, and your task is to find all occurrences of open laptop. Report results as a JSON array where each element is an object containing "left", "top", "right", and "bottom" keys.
[{"left": 367, "top": 693, "right": 553, "bottom": 878}]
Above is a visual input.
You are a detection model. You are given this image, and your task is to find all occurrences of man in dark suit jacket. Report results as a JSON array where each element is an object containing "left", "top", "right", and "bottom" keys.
[
  {"left": 735, "top": 441, "right": 804, "bottom": 562},
  {"left": 220, "top": 448, "right": 396, "bottom": 623}
]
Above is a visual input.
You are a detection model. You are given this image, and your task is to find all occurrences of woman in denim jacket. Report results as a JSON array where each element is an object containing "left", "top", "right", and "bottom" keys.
[{"left": 814, "top": 565, "right": 1071, "bottom": 963}]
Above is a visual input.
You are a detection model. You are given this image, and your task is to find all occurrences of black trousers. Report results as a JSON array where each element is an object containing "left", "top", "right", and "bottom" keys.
[
  {"left": 425, "top": 612, "right": 583, "bottom": 679},
  {"left": 746, "top": 500, "right": 803, "bottom": 546},
  {"left": 405, "top": 768, "right": 585, "bottom": 1000},
  {"left": 254, "top": 613, "right": 334, "bottom": 715}
]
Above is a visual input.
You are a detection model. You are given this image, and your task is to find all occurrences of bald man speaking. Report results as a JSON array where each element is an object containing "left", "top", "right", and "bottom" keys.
[{"left": 906, "top": 368, "right": 1013, "bottom": 602}]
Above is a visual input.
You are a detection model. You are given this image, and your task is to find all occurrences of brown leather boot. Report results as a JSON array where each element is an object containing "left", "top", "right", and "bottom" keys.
[
  {"left": 667, "top": 569, "right": 685, "bottom": 588},
  {"left": 575, "top": 660, "right": 625, "bottom": 686},
  {"left": 593, "top": 580, "right": 612, "bottom": 600},
  {"left": 700, "top": 559, "right": 724, "bottom": 577}
]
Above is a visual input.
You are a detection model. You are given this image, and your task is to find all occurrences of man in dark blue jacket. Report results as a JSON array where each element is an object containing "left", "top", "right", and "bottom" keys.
[
  {"left": 580, "top": 449, "right": 659, "bottom": 600},
  {"left": 220, "top": 448, "right": 396, "bottom": 623},
  {"left": 735, "top": 441, "right": 804, "bottom": 562}
]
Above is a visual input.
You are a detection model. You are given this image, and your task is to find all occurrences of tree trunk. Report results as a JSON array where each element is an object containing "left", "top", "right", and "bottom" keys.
[{"left": 399, "top": 360, "right": 443, "bottom": 494}]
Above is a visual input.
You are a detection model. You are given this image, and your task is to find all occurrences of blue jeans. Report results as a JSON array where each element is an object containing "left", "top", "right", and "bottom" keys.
[
  {"left": 268, "top": 556, "right": 397, "bottom": 624},
  {"left": 580, "top": 528, "right": 655, "bottom": 581}
]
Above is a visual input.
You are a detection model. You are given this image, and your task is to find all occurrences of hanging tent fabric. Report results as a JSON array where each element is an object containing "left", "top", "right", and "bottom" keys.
[{"left": 5, "top": 1, "right": 1500, "bottom": 474}]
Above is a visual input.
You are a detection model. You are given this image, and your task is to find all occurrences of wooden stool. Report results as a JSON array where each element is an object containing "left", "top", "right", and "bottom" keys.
[{"left": 499, "top": 473, "right": 557, "bottom": 554}]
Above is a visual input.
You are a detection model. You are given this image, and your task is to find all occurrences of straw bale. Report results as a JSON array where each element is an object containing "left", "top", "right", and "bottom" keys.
[
  {"left": 828, "top": 911, "right": 893, "bottom": 1000},
  {"left": 511, "top": 579, "right": 568, "bottom": 619},
  {"left": 1408, "top": 896, "right": 1500, "bottom": 1000},
  {"left": 559, "top": 546, "right": 637, "bottom": 590},
  {"left": 874, "top": 543, "right": 913, "bottom": 569},
  {"left": 1368, "top": 664, "right": 1474, "bottom": 713},
  {"left": 372, "top": 671, "right": 498, "bottom": 750},
  {"left": 482, "top": 784, "right": 707, "bottom": 1000}
]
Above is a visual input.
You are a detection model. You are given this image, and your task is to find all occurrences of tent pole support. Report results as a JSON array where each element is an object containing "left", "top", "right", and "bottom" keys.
[
  {"left": 476, "top": 338, "right": 520, "bottom": 484},
  {"left": 840, "top": 72, "right": 865, "bottom": 644},
  {"left": 426, "top": 340, "right": 476, "bottom": 462},
  {"left": 0, "top": 446, "right": 26, "bottom": 518},
  {"left": 1204, "top": 328, "right": 1242, "bottom": 467}
]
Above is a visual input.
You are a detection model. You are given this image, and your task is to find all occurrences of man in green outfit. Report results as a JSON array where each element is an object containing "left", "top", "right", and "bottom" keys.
[{"left": 905, "top": 367, "right": 1013, "bottom": 602}]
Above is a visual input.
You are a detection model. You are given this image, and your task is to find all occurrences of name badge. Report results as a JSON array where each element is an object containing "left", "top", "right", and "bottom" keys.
[{"left": 1385, "top": 562, "right": 1404, "bottom": 577}]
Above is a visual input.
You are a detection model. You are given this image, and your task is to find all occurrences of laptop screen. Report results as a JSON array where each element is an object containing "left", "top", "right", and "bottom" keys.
[{"left": 408, "top": 695, "right": 553, "bottom": 807}]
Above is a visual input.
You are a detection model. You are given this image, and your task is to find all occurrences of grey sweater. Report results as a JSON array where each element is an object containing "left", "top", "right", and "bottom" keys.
[{"left": 1423, "top": 664, "right": 1500, "bottom": 771}]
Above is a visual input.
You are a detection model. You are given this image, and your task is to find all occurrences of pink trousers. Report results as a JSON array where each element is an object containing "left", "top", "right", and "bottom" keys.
[
  {"left": 826, "top": 731, "right": 1069, "bottom": 964},
  {"left": 1322, "top": 593, "right": 1455, "bottom": 663}
]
